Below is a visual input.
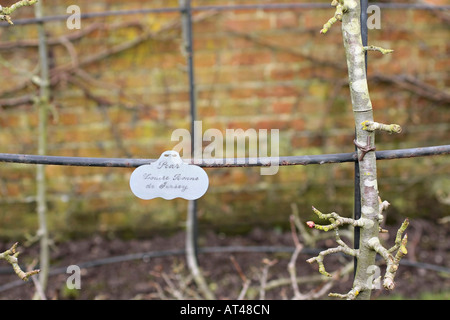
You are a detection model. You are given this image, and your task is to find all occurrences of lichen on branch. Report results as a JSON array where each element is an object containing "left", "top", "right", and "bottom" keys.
[
  {"left": 306, "top": 205, "right": 409, "bottom": 297},
  {"left": 306, "top": 207, "right": 360, "bottom": 277},
  {"left": 307, "top": 206, "right": 372, "bottom": 232},
  {"left": 328, "top": 285, "right": 362, "bottom": 299},
  {"left": 306, "top": 229, "right": 358, "bottom": 277},
  {"left": 0, "top": 0, "right": 38, "bottom": 25},
  {"left": 0, "top": 242, "right": 40, "bottom": 281},
  {"left": 320, "top": 0, "right": 347, "bottom": 34},
  {"left": 367, "top": 218, "right": 409, "bottom": 290},
  {"left": 312, "top": 0, "right": 410, "bottom": 300},
  {"left": 363, "top": 45, "right": 394, "bottom": 55},
  {"left": 362, "top": 120, "right": 402, "bottom": 134}
]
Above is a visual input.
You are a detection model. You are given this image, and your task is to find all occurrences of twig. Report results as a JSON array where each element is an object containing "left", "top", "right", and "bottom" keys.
[
  {"left": 290, "top": 203, "right": 315, "bottom": 246},
  {"left": 306, "top": 206, "right": 360, "bottom": 278},
  {"left": 0, "top": 243, "right": 40, "bottom": 281},
  {"left": 161, "top": 272, "right": 184, "bottom": 300},
  {"left": 387, "top": 218, "right": 410, "bottom": 254},
  {"left": 372, "top": 73, "right": 450, "bottom": 105},
  {"left": 320, "top": 0, "right": 346, "bottom": 34},
  {"left": 288, "top": 215, "right": 304, "bottom": 299},
  {"left": 0, "top": 0, "right": 38, "bottom": 25},
  {"left": 306, "top": 206, "right": 371, "bottom": 232},
  {"left": 230, "top": 255, "right": 247, "bottom": 284},
  {"left": 29, "top": 260, "right": 47, "bottom": 300},
  {"left": 151, "top": 281, "right": 168, "bottom": 300},
  {"left": 259, "top": 258, "right": 277, "bottom": 300},
  {"left": 329, "top": 285, "right": 362, "bottom": 300},
  {"left": 363, "top": 45, "right": 394, "bottom": 55},
  {"left": 237, "top": 279, "right": 251, "bottom": 300},
  {"left": 362, "top": 120, "right": 402, "bottom": 134},
  {"left": 230, "top": 255, "right": 252, "bottom": 299}
]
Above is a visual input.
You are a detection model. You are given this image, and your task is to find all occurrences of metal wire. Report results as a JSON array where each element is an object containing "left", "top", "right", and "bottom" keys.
[{"left": 0, "top": 145, "right": 448, "bottom": 168}]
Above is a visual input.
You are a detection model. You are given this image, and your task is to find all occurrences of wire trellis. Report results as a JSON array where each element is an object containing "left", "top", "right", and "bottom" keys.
[
  {"left": 0, "top": 145, "right": 449, "bottom": 168},
  {"left": 0, "top": 0, "right": 448, "bottom": 296},
  {"left": 1, "top": 2, "right": 449, "bottom": 26}
]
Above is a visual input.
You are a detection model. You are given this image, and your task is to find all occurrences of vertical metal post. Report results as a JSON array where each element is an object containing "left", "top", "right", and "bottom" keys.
[
  {"left": 353, "top": 137, "right": 361, "bottom": 277},
  {"left": 361, "top": 0, "right": 369, "bottom": 72},
  {"left": 180, "top": 0, "right": 199, "bottom": 264},
  {"left": 354, "top": 0, "right": 369, "bottom": 275}
]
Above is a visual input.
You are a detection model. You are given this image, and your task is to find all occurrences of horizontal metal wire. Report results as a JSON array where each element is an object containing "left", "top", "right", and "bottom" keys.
[
  {"left": 0, "top": 145, "right": 449, "bottom": 168},
  {"left": 1, "top": 2, "right": 449, "bottom": 26}
]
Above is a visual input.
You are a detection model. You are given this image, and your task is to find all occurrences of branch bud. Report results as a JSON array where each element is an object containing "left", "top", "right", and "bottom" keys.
[{"left": 306, "top": 221, "right": 315, "bottom": 228}]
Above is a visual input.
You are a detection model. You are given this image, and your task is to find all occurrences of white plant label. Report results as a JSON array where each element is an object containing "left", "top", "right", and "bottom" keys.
[{"left": 130, "top": 151, "right": 209, "bottom": 200}]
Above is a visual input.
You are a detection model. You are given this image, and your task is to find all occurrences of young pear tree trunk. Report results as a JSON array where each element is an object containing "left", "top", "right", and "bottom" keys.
[
  {"left": 342, "top": 0, "right": 379, "bottom": 300},
  {"left": 306, "top": 1, "right": 408, "bottom": 300}
]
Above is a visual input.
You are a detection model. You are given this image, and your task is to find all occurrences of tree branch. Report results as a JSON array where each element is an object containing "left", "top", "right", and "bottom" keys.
[
  {"left": 367, "top": 218, "right": 409, "bottom": 290},
  {"left": 328, "top": 285, "right": 363, "bottom": 300},
  {"left": 361, "top": 120, "right": 402, "bottom": 134},
  {"left": 363, "top": 45, "right": 394, "bottom": 55},
  {"left": 0, "top": 243, "right": 40, "bottom": 281},
  {"left": 306, "top": 229, "right": 358, "bottom": 277},
  {"left": 0, "top": 0, "right": 38, "bottom": 25},
  {"left": 288, "top": 215, "right": 304, "bottom": 298},
  {"left": 320, "top": 0, "right": 346, "bottom": 34},
  {"left": 306, "top": 206, "right": 372, "bottom": 232}
]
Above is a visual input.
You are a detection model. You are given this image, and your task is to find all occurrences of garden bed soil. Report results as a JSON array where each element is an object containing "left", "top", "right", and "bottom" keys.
[{"left": 0, "top": 218, "right": 448, "bottom": 300}]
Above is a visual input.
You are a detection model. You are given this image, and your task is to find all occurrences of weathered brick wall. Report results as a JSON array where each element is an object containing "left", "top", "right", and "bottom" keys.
[{"left": 0, "top": 0, "right": 448, "bottom": 239}]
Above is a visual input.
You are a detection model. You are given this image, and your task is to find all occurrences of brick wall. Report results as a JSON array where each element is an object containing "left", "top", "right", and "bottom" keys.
[{"left": 0, "top": 0, "right": 448, "bottom": 239}]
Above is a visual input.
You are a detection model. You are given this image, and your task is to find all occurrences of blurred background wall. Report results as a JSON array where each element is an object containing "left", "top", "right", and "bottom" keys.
[{"left": 0, "top": 0, "right": 448, "bottom": 240}]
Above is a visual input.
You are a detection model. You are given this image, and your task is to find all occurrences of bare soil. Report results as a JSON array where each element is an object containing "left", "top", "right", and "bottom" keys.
[{"left": 0, "top": 218, "right": 448, "bottom": 300}]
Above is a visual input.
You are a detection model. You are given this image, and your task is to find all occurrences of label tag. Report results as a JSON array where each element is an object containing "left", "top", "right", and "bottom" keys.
[{"left": 129, "top": 150, "right": 209, "bottom": 200}]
